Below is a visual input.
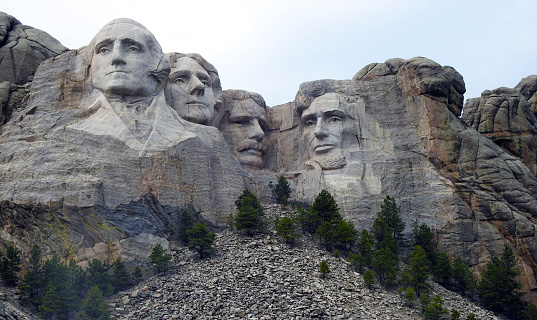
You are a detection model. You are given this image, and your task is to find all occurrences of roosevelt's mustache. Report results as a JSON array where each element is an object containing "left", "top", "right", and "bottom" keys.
[{"left": 237, "top": 139, "right": 267, "bottom": 154}]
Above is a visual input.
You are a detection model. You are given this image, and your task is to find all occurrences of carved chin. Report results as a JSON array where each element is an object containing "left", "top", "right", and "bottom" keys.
[
  {"left": 308, "top": 155, "right": 347, "bottom": 170},
  {"left": 238, "top": 150, "right": 264, "bottom": 169}
]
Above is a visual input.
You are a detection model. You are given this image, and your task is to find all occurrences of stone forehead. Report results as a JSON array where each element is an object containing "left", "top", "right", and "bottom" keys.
[
  {"left": 305, "top": 93, "right": 342, "bottom": 114},
  {"left": 172, "top": 57, "right": 209, "bottom": 75},
  {"left": 229, "top": 98, "right": 267, "bottom": 118}
]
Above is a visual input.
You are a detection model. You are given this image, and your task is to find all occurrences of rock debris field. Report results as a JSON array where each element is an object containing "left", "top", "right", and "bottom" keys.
[{"left": 109, "top": 206, "right": 503, "bottom": 320}]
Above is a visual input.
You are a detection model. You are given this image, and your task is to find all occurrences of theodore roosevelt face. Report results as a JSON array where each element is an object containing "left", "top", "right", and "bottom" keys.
[{"left": 221, "top": 98, "right": 267, "bottom": 169}]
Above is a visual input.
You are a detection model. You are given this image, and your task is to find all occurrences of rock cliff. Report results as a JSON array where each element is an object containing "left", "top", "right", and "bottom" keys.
[{"left": 0, "top": 14, "right": 535, "bottom": 304}]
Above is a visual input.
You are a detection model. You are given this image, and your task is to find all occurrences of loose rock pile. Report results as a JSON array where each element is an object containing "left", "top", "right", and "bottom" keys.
[{"left": 109, "top": 205, "right": 503, "bottom": 320}]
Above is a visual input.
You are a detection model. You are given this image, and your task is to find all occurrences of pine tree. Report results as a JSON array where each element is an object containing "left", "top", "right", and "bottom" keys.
[
  {"left": 412, "top": 221, "right": 438, "bottom": 265},
  {"left": 403, "top": 287, "right": 417, "bottom": 306},
  {"left": 333, "top": 219, "right": 358, "bottom": 250},
  {"left": 358, "top": 229, "right": 374, "bottom": 267},
  {"left": 178, "top": 209, "right": 195, "bottom": 245},
  {"left": 19, "top": 244, "right": 44, "bottom": 308},
  {"left": 275, "top": 215, "right": 301, "bottom": 246},
  {"left": 452, "top": 257, "right": 476, "bottom": 295},
  {"left": 347, "top": 253, "right": 366, "bottom": 273},
  {"left": 312, "top": 190, "right": 342, "bottom": 250},
  {"left": 407, "top": 245, "right": 431, "bottom": 296},
  {"left": 423, "top": 295, "right": 447, "bottom": 320},
  {"left": 187, "top": 222, "right": 216, "bottom": 258},
  {"left": 269, "top": 175, "right": 292, "bottom": 205},
  {"left": 111, "top": 258, "right": 131, "bottom": 292},
  {"left": 478, "top": 244, "right": 526, "bottom": 317},
  {"left": 297, "top": 204, "right": 321, "bottom": 234},
  {"left": 40, "top": 255, "right": 79, "bottom": 319},
  {"left": 78, "top": 286, "right": 110, "bottom": 320},
  {"left": 38, "top": 284, "right": 63, "bottom": 320},
  {"left": 149, "top": 243, "right": 172, "bottom": 273},
  {"left": 371, "top": 246, "right": 399, "bottom": 286},
  {"left": 450, "top": 309, "right": 461, "bottom": 320},
  {"left": 131, "top": 266, "right": 143, "bottom": 284},
  {"left": 433, "top": 251, "right": 452, "bottom": 286},
  {"left": 363, "top": 269, "right": 375, "bottom": 289},
  {"left": 68, "top": 258, "right": 87, "bottom": 298},
  {"left": 319, "top": 260, "right": 330, "bottom": 279},
  {"left": 87, "top": 259, "right": 113, "bottom": 296},
  {"left": 234, "top": 190, "right": 265, "bottom": 235},
  {"left": 372, "top": 196, "right": 405, "bottom": 253},
  {"left": 0, "top": 245, "right": 22, "bottom": 286}
]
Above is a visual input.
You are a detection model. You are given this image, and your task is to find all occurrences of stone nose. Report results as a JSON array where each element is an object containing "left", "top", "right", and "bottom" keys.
[
  {"left": 111, "top": 43, "right": 126, "bottom": 66},
  {"left": 313, "top": 120, "right": 328, "bottom": 138},
  {"left": 189, "top": 76, "right": 205, "bottom": 96},
  {"left": 249, "top": 118, "right": 265, "bottom": 140}
]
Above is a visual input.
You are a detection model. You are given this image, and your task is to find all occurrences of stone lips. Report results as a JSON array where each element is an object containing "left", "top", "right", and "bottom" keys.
[{"left": 0, "top": 15, "right": 536, "bottom": 303}]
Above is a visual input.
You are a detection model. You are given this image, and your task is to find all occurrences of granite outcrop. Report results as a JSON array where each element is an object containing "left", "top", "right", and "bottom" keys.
[{"left": 0, "top": 13, "right": 535, "bottom": 305}]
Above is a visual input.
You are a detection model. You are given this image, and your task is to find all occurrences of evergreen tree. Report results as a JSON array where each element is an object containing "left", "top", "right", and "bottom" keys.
[
  {"left": 403, "top": 287, "right": 417, "bottom": 306},
  {"left": 111, "top": 258, "right": 131, "bottom": 292},
  {"left": 131, "top": 266, "right": 144, "bottom": 284},
  {"left": 149, "top": 243, "right": 172, "bottom": 274},
  {"left": 19, "top": 244, "right": 45, "bottom": 308},
  {"left": 423, "top": 295, "right": 447, "bottom": 320},
  {"left": 333, "top": 219, "right": 358, "bottom": 250},
  {"left": 68, "top": 258, "right": 87, "bottom": 298},
  {"left": 363, "top": 269, "right": 375, "bottom": 289},
  {"left": 371, "top": 196, "right": 405, "bottom": 255},
  {"left": 407, "top": 245, "right": 431, "bottom": 296},
  {"left": 269, "top": 175, "right": 292, "bottom": 205},
  {"left": 371, "top": 246, "right": 399, "bottom": 286},
  {"left": 347, "top": 253, "right": 366, "bottom": 273},
  {"left": 311, "top": 189, "right": 342, "bottom": 225},
  {"left": 433, "top": 251, "right": 452, "bottom": 286},
  {"left": 465, "top": 314, "right": 480, "bottom": 320},
  {"left": 234, "top": 190, "right": 265, "bottom": 235},
  {"left": 450, "top": 309, "right": 461, "bottom": 320},
  {"left": 319, "top": 260, "right": 330, "bottom": 279},
  {"left": 312, "top": 190, "right": 342, "bottom": 250},
  {"left": 297, "top": 204, "right": 321, "bottom": 234},
  {"left": 358, "top": 229, "right": 374, "bottom": 267},
  {"left": 178, "top": 209, "right": 195, "bottom": 245},
  {"left": 87, "top": 259, "right": 113, "bottom": 297},
  {"left": 38, "top": 284, "right": 63, "bottom": 320},
  {"left": 478, "top": 244, "right": 525, "bottom": 317},
  {"left": 412, "top": 221, "right": 438, "bottom": 265},
  {"left": 187, "top": 222, "right": 216, "bottom": 258},
  {"left": 40, "top": 255, "right": 79, "bottom": 319},
  {"left": 78, "top": 286, "right": 110, "bottom": 320},
  {"left": 452, "top": 257, "right": 476, "bottom": 295},
  {"left": 275, "top": 215, "right": 301, "bottom": 246},
  {"left": 0, "top": 245, "right": 22, "bottom": 286}
]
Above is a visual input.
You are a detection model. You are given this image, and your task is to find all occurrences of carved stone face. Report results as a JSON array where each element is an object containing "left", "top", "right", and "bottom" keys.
[
  {"left": 167, "top": 57, "right": 216, "bottom": 124},
  {"left": 301, "top": 93, "right": 347, "bottom": 166},
  {"left": 221, "top": 98, "right": 267, "bottom": 169},
  {"left": 90, "top": 23, "right": 158, "bottom": 98}
]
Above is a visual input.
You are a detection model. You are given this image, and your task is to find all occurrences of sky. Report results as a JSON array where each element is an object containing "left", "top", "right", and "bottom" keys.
[{"left": 2, "top": 0, "right": 536, "bottom": 107}]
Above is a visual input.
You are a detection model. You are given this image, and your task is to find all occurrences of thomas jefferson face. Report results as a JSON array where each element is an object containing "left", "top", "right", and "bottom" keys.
[
  {"left": 167, "top": 57, "right": 216, "bottom": 124},
  {"left": 301, "top": 93, "right": 346, "bottom": 164},
  {"left": 90, "top": 23, "right": 159, "bottom": 98},
  {"left": 221, "top": 98, "right": 267, "bottom": 169}
]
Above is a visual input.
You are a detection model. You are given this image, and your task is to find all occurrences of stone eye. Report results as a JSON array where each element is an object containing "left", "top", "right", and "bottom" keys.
[
  {"left": 305, "top": 119, "right": 316, "bottom": 127},
  {"left": 328, "top": 116, "right": 342, "bottom": 123},
  {"left": 97, "top": 47, "right": 108, "bottom": 54},
  {"left": 128, "top": 46, "right": 139, "bottom": 52}
]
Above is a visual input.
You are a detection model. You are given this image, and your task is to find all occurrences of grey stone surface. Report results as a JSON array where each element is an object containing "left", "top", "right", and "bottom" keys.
[
  {"left": 0, "top": 14, "right": 536, "bottom": 307},
  {"left": 220, "top": 89, "right": 268, "bottom": 170},
  {"left": 165, "top": 52, "right": 223, "bottom": 126}
]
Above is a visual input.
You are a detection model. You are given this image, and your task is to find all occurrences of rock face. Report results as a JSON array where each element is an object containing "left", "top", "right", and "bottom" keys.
[
  {"left": 0, "top": 12, "right": 67, "bottom": 124},
  {"left": 0, "top": 15, "right": 536, "bottom": 305}
]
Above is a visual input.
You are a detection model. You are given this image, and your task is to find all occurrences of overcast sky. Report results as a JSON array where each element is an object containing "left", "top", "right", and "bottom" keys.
[{"left": 2, "top": 0, "right": 536, "bottom": 107}]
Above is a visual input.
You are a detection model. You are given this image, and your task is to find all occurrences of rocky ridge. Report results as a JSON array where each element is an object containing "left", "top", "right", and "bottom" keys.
[{"left": 108, "top": 205, "right": 502, "bottom": 320}]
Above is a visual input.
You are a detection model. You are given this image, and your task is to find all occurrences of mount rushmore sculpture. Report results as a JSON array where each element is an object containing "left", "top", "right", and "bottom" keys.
[{"left": 0, "top": 14, "right": 536, "bottom": 301}]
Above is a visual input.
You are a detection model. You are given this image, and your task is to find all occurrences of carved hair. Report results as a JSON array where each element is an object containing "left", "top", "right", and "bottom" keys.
[
  {"left": 166, "top": 52, "right": 223, "bottom": 107},
  {"left": 222, "top": 89, "right": 267, "bottom": 111},
  {"left": 85, "top": 18, "right": 170, "bottom": 86}
]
